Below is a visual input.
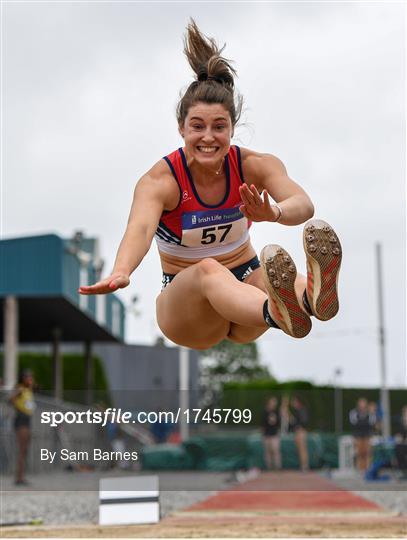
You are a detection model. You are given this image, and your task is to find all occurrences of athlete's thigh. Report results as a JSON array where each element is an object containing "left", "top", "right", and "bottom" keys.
[{"left": 156, "top": 264, "right": 230, "bottom": 349}]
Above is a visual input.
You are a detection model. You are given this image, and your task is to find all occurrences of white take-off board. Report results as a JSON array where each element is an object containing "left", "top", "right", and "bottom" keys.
[{"left": 99, "top": 475, "right": 159, "bottom": 525}]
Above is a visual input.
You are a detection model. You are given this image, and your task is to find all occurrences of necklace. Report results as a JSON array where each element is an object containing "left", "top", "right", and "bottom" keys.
[{"left": 214, "top": 158, "right": 224, "bottom": 176}]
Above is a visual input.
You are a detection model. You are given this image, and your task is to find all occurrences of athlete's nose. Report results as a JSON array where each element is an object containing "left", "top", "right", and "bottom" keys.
[{"left": 201, "top": 128, "right": 216, "bottom": 143}]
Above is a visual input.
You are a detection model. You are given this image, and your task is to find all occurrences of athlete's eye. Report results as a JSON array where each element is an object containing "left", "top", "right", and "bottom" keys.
[
  {"left": 192, "top": 124, "right": 203, "bottom": 130},
  {"left": 215, "top": 125, "right": 226, "bottom": 130}
]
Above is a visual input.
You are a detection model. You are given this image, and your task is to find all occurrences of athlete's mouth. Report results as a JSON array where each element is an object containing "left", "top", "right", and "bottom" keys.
[{"left": 196, "top": 146, "right": 219, "bottom": 154}]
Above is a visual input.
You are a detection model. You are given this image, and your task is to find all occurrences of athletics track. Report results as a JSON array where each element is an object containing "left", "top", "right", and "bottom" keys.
[
  {"left": 156, "top": 471, "right": 407, "bottom": 537},
  {"left": 2, "top": 471, "right": 406, "bottom": 537}
]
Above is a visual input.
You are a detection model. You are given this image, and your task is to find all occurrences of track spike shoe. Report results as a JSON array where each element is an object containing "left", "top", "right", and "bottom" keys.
[
  {"left": 303, "top": 219, "right": 342, "bottom": 321},
  {"left": 260, "top": 245, "right": 312, "bottom": 338}
]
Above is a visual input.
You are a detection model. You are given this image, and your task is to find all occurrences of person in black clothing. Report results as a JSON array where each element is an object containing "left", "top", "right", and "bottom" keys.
[
  {"left": 289, "top": 395, "right": 309, "bottom": 471},
  {"left": 394, "top": 405, "right": 407, "bottom": 479},
  {"left": 349, "top": 397, "right": 376, "bottom": 471},
  {"left": 262, "top": 396, "right": 282, "bottom": 470}
]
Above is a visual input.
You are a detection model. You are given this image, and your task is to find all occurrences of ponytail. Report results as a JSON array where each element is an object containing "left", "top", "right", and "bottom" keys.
[{"left": 176, "top": 20, "right": 242, "bottom": 127}]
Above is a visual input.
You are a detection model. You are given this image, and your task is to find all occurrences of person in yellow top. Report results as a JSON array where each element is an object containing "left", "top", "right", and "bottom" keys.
[{"left": 9, "top": 370, "right": 35, "bottom": 485}]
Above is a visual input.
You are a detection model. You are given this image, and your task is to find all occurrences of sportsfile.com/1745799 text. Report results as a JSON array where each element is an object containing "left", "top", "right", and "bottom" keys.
[{"left": 40, "top": 408, "right": 252, "bottom": 427}]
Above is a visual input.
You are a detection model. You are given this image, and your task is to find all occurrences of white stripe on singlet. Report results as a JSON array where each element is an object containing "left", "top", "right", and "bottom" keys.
[{"left": 155, "top": 230, "right": 250, "bottom": 259}]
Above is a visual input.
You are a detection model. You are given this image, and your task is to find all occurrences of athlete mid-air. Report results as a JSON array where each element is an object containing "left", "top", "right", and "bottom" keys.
[{"left": 79, "top": 20, "right": 342, "bottom": 350}]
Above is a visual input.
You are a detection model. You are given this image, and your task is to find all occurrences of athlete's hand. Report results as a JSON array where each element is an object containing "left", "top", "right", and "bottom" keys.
[
  {"left": 78, "top": 273, "right": 130, "bottom": 295},
  {"left": 239, "top": 183, "right": 279, "bottom": 222}
]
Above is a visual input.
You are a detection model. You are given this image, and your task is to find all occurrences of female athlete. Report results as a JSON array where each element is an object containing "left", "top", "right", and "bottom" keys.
[{"left": 79, "top": 20, "right": 342, "bottom": 350}]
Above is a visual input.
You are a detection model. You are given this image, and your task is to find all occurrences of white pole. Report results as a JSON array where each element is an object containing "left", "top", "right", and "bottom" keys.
[
  {"left": 375, "top": 243, "right": 391, "bottom": 438},
  {"left": 179, "top": 346, "right": 189, "bottom": 441},
  {"left": 334, "top": 368, "right": 343, "bottom": 435},
  {"left": 3, "top": 296, "right": 18, "bottom": 390}
]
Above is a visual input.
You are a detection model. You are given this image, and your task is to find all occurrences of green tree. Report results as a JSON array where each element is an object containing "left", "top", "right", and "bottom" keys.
[{"left": 199, "top": 340, "right": 273, "bottom": 407}]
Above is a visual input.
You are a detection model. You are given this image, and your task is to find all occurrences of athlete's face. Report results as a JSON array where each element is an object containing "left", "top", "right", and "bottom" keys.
[{"left": 179, "top": 102, "right": 233, "bottom": 169}]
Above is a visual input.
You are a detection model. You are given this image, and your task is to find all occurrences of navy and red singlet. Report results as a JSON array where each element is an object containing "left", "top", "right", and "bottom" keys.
[{"left": 155, "top": 145, "right": 251, "bottom": 259}]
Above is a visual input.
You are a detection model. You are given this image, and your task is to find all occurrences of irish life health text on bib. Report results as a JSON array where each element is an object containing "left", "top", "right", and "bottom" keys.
[{"left": 181, "top": 206, "right": 248, "bottom": 247}]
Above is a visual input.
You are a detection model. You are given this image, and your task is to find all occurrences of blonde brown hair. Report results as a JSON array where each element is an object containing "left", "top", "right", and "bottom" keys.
[{"left": 176, "top": 20, "right": 243, "bottom": 127}]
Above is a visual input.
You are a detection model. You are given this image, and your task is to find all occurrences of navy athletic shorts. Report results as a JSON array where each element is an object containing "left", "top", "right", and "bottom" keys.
[{"left": 161, "top": 255, "right": 260, "bottom": 290}]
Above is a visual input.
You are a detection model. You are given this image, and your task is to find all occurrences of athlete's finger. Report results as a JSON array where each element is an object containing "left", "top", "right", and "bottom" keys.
[
  {"left": 239, "top": 184, "right": 250, "bottom": 204},
  {"left": 239, "top": 192, "right": 251, "bottom": 210},
  {"left": 239, "top": 204, "right": 251, "bottom": 219},
  {"left": 78, "top": 287, "right": 110, "bottom": 296},
  {"left": 79, "top": 287, "right": 108, "bottom": 295},
  {"left": 262, "top": 190, "right": 272, "bottom": 209},
  {"left": 244, "top": 183, "right": 257, "bottom": 201},
  {"left": 251, "top": 185, "right": 263, "bottom": 205},
  {"left": 243, "top": 183, "right": 257, "bottom": 197},
  {"left": 79, "top": 284, "right": 109, "bottom": 295},
  {"left": 240, "top": 184, "right": 256, "bottom": 206},
  {"left": 109, "top": 276, "right": 129, "bottom": 290},
  {"left": 242, "top": 205, "right": 258, "bottom": 221},
  {"left": 79, "top": 280, "right": 108, "bottom": 292}
]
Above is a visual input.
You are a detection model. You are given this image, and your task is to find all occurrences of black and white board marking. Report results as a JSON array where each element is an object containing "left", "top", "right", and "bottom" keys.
[{"left": 99, "top": 475, "right": 159, "bottom": 525}]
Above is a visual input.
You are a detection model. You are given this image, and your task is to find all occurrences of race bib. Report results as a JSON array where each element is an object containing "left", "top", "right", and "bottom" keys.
[{"left": 181, "top": 206, "right": 248, "bottom": 248}]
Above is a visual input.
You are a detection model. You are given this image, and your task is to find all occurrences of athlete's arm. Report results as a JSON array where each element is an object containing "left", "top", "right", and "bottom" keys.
[
  {"left": 238, "top": 149, "right": 314, "bottom": 226},
  {"left": 8, "top": 387, "right": 22, "bottom": 405},
  {"left": 79, "top": 161, "right": 179, "bottom": 295}
]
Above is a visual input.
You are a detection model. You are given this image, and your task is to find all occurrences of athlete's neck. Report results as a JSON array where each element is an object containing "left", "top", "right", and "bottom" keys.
[{"left": 184, "top": 149, "right": 225, "bottom": 185}]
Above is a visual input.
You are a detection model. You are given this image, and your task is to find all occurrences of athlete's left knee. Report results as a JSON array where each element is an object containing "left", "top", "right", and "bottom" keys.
[{"left": 198, "top": 257, "right": 228, "bottom": 278}]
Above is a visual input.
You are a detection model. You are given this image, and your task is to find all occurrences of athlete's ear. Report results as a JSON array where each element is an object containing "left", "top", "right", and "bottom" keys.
[{"left": 178, "top": 125, "right": 185, "bottom": 138}]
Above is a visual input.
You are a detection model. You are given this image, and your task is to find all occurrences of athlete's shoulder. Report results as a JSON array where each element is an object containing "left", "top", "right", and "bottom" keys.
[
  {"left": 163, "top": 147, "right": 181, "bottom": 162},
  {"left": 135, "top": 156, "right": 181, "bottom": 212},
  {"left": 237, "top": 148, "right": 289, "bottom": 191},
  {"left": 239, "top": 147, "right": 287, "bottom": 175}
]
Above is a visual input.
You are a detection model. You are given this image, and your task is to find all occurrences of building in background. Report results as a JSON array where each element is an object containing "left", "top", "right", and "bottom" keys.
[{"left": 0, "top": 233, "right": 200, "bottom": 408}]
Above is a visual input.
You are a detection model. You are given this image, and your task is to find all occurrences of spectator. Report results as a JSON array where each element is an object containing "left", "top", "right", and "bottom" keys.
[
  {"left": 9, "top": 370, "right": 35, "bottom": 485},
  {"left": 349, "top": 397, "right": 376, "bottom": 472},
  {"left": 394, "top": 405, "right": 407, "bottom": 479},
  {"left": 369, "top": 401, "right": 381, "bottom": 434},
  {"left": 262, "top": 396, "right": 282, "bottom": 470},
  {"left": 289, "top": 396, "right": 309, "bottom": 471}
]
